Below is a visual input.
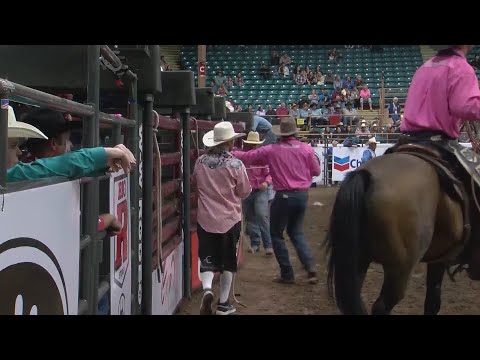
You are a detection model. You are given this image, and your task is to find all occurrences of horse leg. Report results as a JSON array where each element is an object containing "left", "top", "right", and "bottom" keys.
[
  {"left": 371, "top": 263, "right": 415, "bottom": 315},
  {"left": 424, "top": 263, "right": 445, "bottom": 315}
]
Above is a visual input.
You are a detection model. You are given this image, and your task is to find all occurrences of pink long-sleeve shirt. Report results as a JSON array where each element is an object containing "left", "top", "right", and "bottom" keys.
[
  {"left": 401, "top": 48, "right": 480, "bottom": 139},
  {"left": 232, "top": 137, "right": 320, "bottom": 191},
  {"left": 237, "top": 148, "right": 272, "bottom": 190},
  {"left": 192, "top": 150, "right": 251, "bottom": 233}
]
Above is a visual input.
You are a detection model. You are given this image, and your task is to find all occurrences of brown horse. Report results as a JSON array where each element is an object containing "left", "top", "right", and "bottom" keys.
[{"left": 324, "top": 148, "right": 480, "bottom": 315}]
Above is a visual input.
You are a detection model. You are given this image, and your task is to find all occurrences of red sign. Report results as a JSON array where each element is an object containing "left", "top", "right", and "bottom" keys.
[{"left": 198, "top": 61, "right": 206, "bottom": 77}]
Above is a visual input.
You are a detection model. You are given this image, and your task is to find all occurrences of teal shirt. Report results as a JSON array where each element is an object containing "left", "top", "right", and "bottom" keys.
[{"left": 7, "top": 147, "right": 108, "bottom": 183}]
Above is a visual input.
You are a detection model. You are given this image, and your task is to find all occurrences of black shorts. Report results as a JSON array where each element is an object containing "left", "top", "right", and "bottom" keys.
[{"left": 198, "top": 222, "right": 241, "bottom": 273}]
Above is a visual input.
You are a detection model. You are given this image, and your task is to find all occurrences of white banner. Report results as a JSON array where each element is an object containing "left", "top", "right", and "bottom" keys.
[
  {"left": 0, "top": 181, "right": 80, "bottom": 315},
  {"left": 110, "top": 171, "right": 132, "bottom": 315},
  {"left": 332, "top": 144, "right": 393, "bottom": 181},
  {"left": 152, "top": 242, "right": 184, "bottom": 315},
  {"left": 312, "top": 146, "right": 325, "bottom": 185}
]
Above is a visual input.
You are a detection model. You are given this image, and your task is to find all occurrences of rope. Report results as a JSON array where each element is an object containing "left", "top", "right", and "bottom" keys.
[{"left": 152, "top": 110, "right": 164, "bottom": 281}]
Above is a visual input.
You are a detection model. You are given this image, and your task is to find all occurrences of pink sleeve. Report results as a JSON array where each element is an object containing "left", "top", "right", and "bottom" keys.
[
  {"left": 232, "top": 145, "right": 271, "bottom": 166},
  {"left": 235, "top": 163, "right": 252, "bottom": 199},
  {"left": 265, "top": 166, "right": 272, "bottom": 185},
  {"left": 448, "top": 63, "right": 480, "bottom": 120},
  {"left": 308, "top": 148, "right": 321, "bottom": 177}
]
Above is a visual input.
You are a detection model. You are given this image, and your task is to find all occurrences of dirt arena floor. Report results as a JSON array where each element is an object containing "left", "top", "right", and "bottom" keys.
[{"left": 177, "top": 187, "right": 480, "bottom": 315}]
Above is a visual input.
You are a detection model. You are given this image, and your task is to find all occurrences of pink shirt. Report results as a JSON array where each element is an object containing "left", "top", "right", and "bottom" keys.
[
  {"left": 236, "top": 149, "right": 272, "bottom": 189},
  {"left": 193, "top": 150, "right": 251, "bottom": 233},
  {"left": 233, "top": 137, "right": 320, "bottom": 191},
  {"left": 359, "top": 89, "right": 371, "bottom": 99},
  {"left": 401, "top": 49, "right": 480, "bottom": 139}
]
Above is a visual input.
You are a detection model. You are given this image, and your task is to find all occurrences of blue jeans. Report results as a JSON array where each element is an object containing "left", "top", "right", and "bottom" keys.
[
  {"left": 243, "top": 190, "right": 272, "bottom": 249},
  {"left": 270, "top": 190, "right": 315, "bottom": 280}
]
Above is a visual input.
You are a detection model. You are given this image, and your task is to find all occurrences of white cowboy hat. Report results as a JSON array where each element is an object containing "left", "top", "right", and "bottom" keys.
[
  {"left": 368, "top": 137, "right": 378, "bottom": 144},
  {"left": 243, "top": 131, "right": 265, "bottom": 145},
  {"left": 7, "top": 105, "right": 47, "bottom": 140},
  {"left": 202, "top": 121, "right": 245, "bottom": 147},
  {"left": 360, "top": 121, "right": 366, "bottom": 127}
]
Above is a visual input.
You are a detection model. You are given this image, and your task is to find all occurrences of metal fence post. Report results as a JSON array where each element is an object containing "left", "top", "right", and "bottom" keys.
[
  {"left": 80, "top": 45, "right": 101, "bottom": 315},
  {"left": 0, "top": 94, "right": 8, "bottom": 190},
  {"left": 180, "top": 109, "right": 191, "bottom": 299},
  {"left": 142, "top": 94, "right": 154, "bottom": 315}
]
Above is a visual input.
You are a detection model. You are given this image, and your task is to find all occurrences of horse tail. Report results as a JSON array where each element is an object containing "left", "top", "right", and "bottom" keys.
[{"left": 325, "top": 169, "right": 371, "bottom": 315}]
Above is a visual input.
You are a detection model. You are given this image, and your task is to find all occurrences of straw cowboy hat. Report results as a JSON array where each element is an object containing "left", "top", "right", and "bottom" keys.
[
  {"left": 243, "top": 131, "right": 265, "bottom": 145},
  {"left": 202, "top": 121, "right": 245, "bottom": 147},
  {"left": 368, "top": 137, "right": 378, "bottom": 144},
  {"left": 7, "top": 105, "right": 47, "bottom": 140},
  {"left": 272, "top": 117, "right": 299, "bottom": 137},
  {"left": 360, "top": 121, "right": 367, "bottom": 127}
]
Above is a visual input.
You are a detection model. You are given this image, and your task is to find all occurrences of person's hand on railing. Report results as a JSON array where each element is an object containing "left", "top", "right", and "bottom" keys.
[{"left": 105, "top": 144, "right": 137, "bottom": 174}]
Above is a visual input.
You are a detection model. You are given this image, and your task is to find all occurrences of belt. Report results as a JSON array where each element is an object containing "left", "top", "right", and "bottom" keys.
[{"left": 403, "top": 131, "right": 455, "bottom": 142}]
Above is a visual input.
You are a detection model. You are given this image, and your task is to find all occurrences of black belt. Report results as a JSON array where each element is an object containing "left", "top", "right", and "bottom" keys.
[{"left": 403, "top": 131, "right": 455, "bottom": 142}]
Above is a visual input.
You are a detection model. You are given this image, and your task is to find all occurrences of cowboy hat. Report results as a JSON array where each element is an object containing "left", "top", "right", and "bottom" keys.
[
  {"left": 7, "top": 105, "right": 47, "bottom": 140},
  {"left": 272, "top": 117, "right": 299, "bottom": 137},
  {"left": 243, "top": 131, "right": 265, "bottom": 145},
  {"left": 202, "top": 121, "right": 245, "bottom": 147},
  {"left": 368, "top": 137, "right": 378, "bottom": 144}
]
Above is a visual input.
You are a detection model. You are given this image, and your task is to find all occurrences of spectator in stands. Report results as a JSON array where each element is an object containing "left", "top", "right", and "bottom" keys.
[
  {"left": 350, "top": 86, "right": 360, "bottom": 107},
  {"left": 215, "top": 70, "right": 226, "bottom": 88},
  {"left": 355, "top": 120, "right": 370, "bottom": 136},
  {"left": 331, "top": 89, "right": 342, "bottom": 107},
  {"left": 292, "top": 64, "right": 301, "bottom": 77},
  {"left": 345, "top": 125, "right": 353, "bottom": 134},
  {"left": 232, "top": 117, "right": 320, "bottom": 284},
  {"left": 310, "top": 103, "right": 324, "bottom": 127},
  {"left": 299, "top": 102, "right": 310, "bottom": 122},
  {"left": 193, "top": 122, "right": 250, "bottom": 316},
  {"left": 239, "top": 131, "right": 273, "bottom": 255},
  {"left": 342, "top": 76, "right": 355, "bottom": 90},
  {"left": 259, "top": 62, "right": 271, "bottom": 80},
  {"left": 217, "top": 84, "right": 228, "bottom": 97},
  {"left": 360, "top": 84, "right": 373, "bottom": 111},
  {"left": 325, "top": 71, "right": 334, "bottom": 84},
  {"left": 342, "top": 101, "right": 359, "bottom": 126},
  {"left": 295, "top": 70, "right": 307, "bottom": 85},
  {"left": 235, "top": 72, "right": 244, "bottom": 87},
  {"left": 316, "top": 72, "right": 325, "bottom": 86},
  {"left": 279, "top": 52, "right": 292, "bottom": 66},
  {"left": 361, "top": 137, "right": 378, "bottom": 163},
  {"left": 279, "top": 64, "right": 289, "bottom": 78},
  {"left": 256, "top": 105, "right": 266, "bottom": 117},
  {"left": 265, "top": 105, "right": 276, "bottom": 118},
  {"left": 308, "top": 89, "right": 319, "bottom": 105},
  {"left": 307, "top": 71, "right": 315, "bottom": 85},
  {"left": 226, "top": 76, "right": 234, "bottom": 88},
  {"left": 469, "top": 54, "right": 480, "bottom": 69},
  {"left": 328, "top": 48, "right": 342, "bottom": 63},
  {"left": 271, "top": 51, "right": 280, "bottom": 66},
  {"left": 320, "top": 89, "right": 330, "bottom": 105},
  {"left": 370, "top": 122, "right": 379, "bottom": 134},
  {"left": 160, "top": 56, "right": 171, "bottom": 71},
  {"left": 276, "top": 103, "right": 289, "bottom": 119},
  {"left": 315, "top": 65, "right": 322, "bottom": 75},
  {"left": 243, "top": 104, "right": 254, "bottom": 113},
  {"left": 290, "top": 103, "right": 300, "bottom": 119},
  {"left": 333, "top": 75, "right": 342, "bottom": 91},
  {"left": 355, "top": 74, "right": 364, "bottom": 88},
  {"left": 387, "top": 97, "right": 401, "bottom": 123},
  {"left": 234, "top": 104, "right": 242, "bottom": 112},
  {"left": 329, "top": 104, "right": 343, "bottom": 125}
]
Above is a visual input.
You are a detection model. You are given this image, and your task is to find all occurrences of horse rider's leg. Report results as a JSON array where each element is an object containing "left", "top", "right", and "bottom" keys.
[
  {"left": 270, "top": 191, "right": 294, "bottom": 281},
  {"left": 424, "top": 263, "right": 445, "bottom": 315},
  {"left": 371, "top": 261, "right": 416, "bottom": 315},
  {"left": 285, "top": 191, "right": 316, "bottom": 276}
]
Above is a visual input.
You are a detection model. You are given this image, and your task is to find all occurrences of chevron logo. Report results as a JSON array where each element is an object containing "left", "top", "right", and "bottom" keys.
[{"left": 333, "top": 156, "right": 350, "bottom": 171}]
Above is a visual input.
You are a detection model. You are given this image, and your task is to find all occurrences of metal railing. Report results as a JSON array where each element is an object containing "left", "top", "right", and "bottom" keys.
[{"left": 0, "top": 45, "right": 139, "bottom": 315}]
